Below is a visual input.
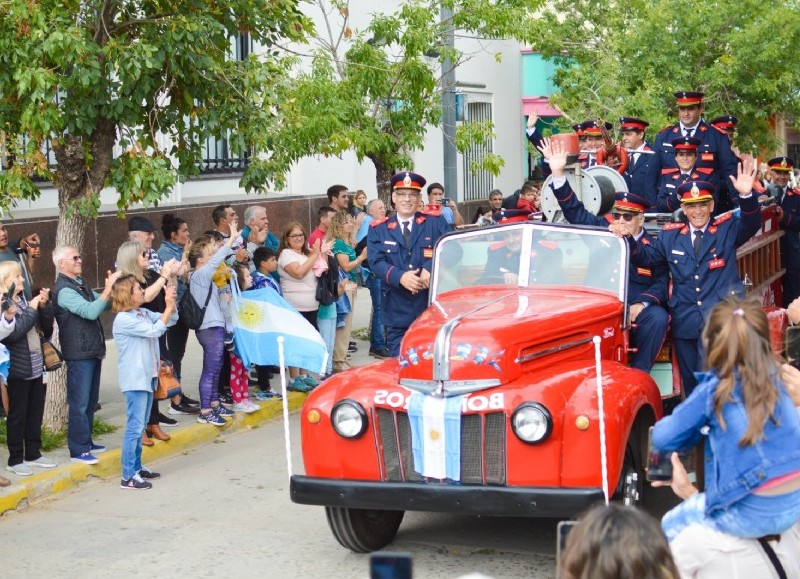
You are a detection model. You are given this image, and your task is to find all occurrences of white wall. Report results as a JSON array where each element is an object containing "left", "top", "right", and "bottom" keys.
[{"left": 10, "top": 1, "right": 524, "bottom": 218}]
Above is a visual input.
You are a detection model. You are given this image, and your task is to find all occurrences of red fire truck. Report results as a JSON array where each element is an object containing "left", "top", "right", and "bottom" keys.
[{"left": 289, "top": 206, "right": 785, "bottom": 553}]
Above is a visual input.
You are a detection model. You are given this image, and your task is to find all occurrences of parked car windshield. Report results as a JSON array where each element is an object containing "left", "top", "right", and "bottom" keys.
[{"left": 431, "top": 223, "right": 628, "bottom": 302}]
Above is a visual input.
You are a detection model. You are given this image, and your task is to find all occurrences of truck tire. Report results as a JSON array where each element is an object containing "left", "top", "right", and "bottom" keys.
[{"left": 325, "top": 506, "right": 405, "bottom": 553}]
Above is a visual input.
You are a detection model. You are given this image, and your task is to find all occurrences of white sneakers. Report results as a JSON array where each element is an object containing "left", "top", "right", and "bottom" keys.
[{"left": 233, "top": 400, "right": 260, "bottom": 414}]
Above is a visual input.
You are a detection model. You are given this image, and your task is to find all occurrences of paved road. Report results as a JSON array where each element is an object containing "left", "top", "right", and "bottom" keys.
[{"left": 2, "top": 415, "right": 561, "bottom": 578}]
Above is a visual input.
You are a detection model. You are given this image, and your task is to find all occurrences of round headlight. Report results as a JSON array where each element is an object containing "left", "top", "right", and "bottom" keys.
[
  {"left": 331, "top": 400, "right": 368, "bottom": 439},
  {"left": 512, "top": 403, "right": 552, "bottom": 444}
]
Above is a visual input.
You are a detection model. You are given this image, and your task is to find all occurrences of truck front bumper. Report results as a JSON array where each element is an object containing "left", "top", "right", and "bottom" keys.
[{"left": 290, "top": 475, "right": 604, "bottom": 518}]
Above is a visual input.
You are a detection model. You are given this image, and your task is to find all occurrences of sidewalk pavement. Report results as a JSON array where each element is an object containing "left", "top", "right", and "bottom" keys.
[{"left": 0, "top": 288, "right": 378, "bottom": 514}]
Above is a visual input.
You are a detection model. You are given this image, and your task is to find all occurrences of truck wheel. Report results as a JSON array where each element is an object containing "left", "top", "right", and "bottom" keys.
[
  {"left": 325, "top": 506, "right": 405, "bottom": 553},
  {"left": 613, "top": 438, "right": 643, "bottom": 506}
]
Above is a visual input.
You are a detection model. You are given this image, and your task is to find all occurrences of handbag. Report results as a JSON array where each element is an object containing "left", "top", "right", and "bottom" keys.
[
  {"left": 39, "top": 331, "right": 64, "bottom": 372},
  {"left": 155, "top": 360, "right": 179, "bottom": 400}
]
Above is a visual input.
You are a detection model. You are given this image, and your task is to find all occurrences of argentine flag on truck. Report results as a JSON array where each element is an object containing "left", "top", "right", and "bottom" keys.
[
  {"left": 407, "top": 392, "right": 464, "bottom": 480},
  {"left": 232, "top": 286, "right": 328, "bottom": 374}
]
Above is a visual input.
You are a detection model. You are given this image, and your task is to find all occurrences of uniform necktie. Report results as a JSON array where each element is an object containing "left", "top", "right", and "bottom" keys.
[
  {"left": 693, "top": 230, "right": 703, "bottom": 257},
  {"left": 402, "top": 220, "right": 411, "bottom": 246},
  {"left": 684, "top": 127, "right": 694, "bottom": 138}
]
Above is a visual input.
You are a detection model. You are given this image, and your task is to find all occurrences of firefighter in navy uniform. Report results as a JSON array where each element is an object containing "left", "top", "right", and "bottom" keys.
[
  {"left": 648, "top": 91, "right": 739, "bottom": 209},
  {"left": 578, "top": 120, "right": 612, "bottom": 169},
  {"left": 766, "top": 157, "right": 800, "bottom": 306},
  {"left": 655, "top": 136, "right": 703, "bottom": 213},
  {"left": 368, "top": 171, "right": 449, "bottom": 357},
  {"left": 619, "top": 117, "right": 656, "bottom": 207},
  {"left": 540, "top": 138, "right": 669, "bottom": 372},
  {"left": 615, "top": 174, "right": 762, "bottom": 396},
  {"left": 709, "top": 114, "right": 741, "bottom": 213}
]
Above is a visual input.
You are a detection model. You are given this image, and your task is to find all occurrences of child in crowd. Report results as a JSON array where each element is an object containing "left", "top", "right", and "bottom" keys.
[
  {"left": 251, "top": 247, "right": 282, "bottom": 294},
  {"left": 110, "top": 275, "right": 177, "bottom": 489},
  {"left": 652, "top": 298, "right": 800, "bottom": 542},
  {"left": 206, "top": 231, "right": 236, "bottom": 350},
  {"left": 228, "top": 265, "right": 259, "bottom": 413},
  {"left": 472, "top": 206, "right": 494, "bottom": 226},
  {"left": 516, "top": 180, "right": 542, "bottom": 213}
]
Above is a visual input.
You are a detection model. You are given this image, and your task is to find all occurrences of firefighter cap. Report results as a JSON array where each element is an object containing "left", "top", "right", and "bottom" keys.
[
  {"left": 674, "top": 91, "right": 704, "bottom": 107},
  {"left": 677, "top": 180, "right": 715, "bottom": 204},
  {"left": 390, "top": 171, "right": 426, "bottom": 191},
  {"left": 767, "top": 157, "right": 795, "bottom": 172}
]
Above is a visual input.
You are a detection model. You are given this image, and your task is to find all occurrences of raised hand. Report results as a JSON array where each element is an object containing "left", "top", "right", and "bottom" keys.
[
  {"left": 731, "top": 156, "right": 757, "bottom": 197},
  {"left": 537, "top": 137, "right": 569, "bottom": 177}
]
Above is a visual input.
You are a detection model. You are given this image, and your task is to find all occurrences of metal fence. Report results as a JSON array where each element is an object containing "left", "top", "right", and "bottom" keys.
[{"left": 462, "top": 101, "right": 494, "bottom": 202}]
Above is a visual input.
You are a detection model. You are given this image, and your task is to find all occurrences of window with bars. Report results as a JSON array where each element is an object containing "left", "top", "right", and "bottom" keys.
[
  {"left": 462, "top": 101, "right": 494, "bottom": 202},
  {"left": 199, "top": 33, "right": 252, "bottom": 174}
]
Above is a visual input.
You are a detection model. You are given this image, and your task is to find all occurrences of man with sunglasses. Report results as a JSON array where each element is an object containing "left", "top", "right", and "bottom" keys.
[
  {"left": 368, "top": 171, "right": 449, "bottom": 357},
  {"left": 541, "top": 138, "right": 669, "bottom": 372},
  {"left": 52, "top": 245, "right": 121, "bottom": 464},
  {"left": 615, "top": 171, "right": 761, "bottom": 395}
]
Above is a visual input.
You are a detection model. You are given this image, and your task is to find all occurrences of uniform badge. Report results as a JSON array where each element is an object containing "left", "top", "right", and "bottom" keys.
[
  {"left": 690, "top": 183, "right": 700, "bottom": 198},
  {"left": 636, "top": 267, "right": 652, "bottom": 277},
  {"left": 782, "top": 158, "right": 788, "bottom": 168},
  {"left": 403, "top": 173, "right": 412, "bottom": 187},
  {"left": 701, "top": 153, "right": 714, "bottom": 162},
  {"left": 709, "top": 258, "right": 725, "bottom": 270},
  {"left": 422, "top": 248, "right": 433, "bottom": 258}
]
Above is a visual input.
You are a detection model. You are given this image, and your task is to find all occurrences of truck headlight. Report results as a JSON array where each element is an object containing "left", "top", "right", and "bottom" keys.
[
  {"left": 511, "top": 403, "right": 552, "bottom": 444},
  {"left": 331, "top": 400, "right": 368, "bottom": 439}
]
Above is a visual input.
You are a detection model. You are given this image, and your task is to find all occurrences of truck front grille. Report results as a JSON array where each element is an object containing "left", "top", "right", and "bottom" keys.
[{"left": 375, "top": 409, "right": 506, "bottom": 485}]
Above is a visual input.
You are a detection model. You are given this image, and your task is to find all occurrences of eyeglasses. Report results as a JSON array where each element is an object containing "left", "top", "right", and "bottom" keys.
[
  {"left": 61, "top": 255, "right": 82, "bottom": 263},
  {"left": 611, "top": 212, "right": 639, "bottom": 222},
  {"left": 395, "top": 192, "right": 420, "bottom": 199},
  {"left": 288, "top": 233, "right": 305, "bottom": 239}
]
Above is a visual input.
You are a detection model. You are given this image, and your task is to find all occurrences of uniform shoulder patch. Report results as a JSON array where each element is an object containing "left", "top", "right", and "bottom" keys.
[
  {"left": 659, "top": 124, "right": 676, "bottom": 135},
  {"left": 641, "top": 236, "right": 652, "bottom": 245},
  {"left": 790, "top": 188, "right": 800, "bottom": 197},
  {"left": 712, "top": 212, "right": 733, "bottom": 226},
  {"left": 415, "top": 215, "right": 427, "bottom": 225},
  {"left": 710, "top": 124, "right": 726, "bottom": 135},
  {"left": 662, "top": 222, "right": 684, "bottom": 231},
  {"left": 370, "top": 216, "right": 389, "bottom": 228}
]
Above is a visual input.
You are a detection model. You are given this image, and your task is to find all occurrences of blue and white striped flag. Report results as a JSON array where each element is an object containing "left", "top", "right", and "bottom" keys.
[
  {"left": 407, "top": 392, "right": 464, "bottom": 480},
  {"left": 232, "top": 287, "right": 328, "bottom": 374}
]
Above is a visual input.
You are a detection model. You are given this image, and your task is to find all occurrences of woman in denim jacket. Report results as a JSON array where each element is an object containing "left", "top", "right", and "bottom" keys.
[{"left": 653, "top": 298, "right": 800, "bottom": 541}]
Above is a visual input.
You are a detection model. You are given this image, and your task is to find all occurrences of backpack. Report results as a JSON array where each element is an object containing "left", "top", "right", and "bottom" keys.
[
  {"left": 315, "top": 254, "right": 340, "bottom": 306},
  {"left": 180, "top": 275, "right": 213, "bottom": 330}
]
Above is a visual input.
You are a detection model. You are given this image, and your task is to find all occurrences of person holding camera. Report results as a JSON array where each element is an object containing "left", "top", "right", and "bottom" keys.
[
  {"left": 0, "top": 221, "right": 41, "bottom": 299},
  {"left": 651, "top": 298, "right": 800, "bottom": 545},
  {"left": 0, "top": 261, "right": 56, "bottom": 477},
  {"left": 426, "top": 183, "right": 463, "bottom": 229}
]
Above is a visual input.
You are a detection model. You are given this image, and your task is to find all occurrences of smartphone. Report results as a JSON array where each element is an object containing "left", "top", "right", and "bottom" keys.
[
  {"left": 442, "top": 197, "right": 452, "bottom": 207},
  {"left": 2, "top": 282, "right": 16, "bottom": 310},
  {"left": 785, "top": 326, "right": 800, "bottom": 369},
  {"left": 555, "top": 520, "right": 577, "bottom": 577},
  {"left": 646, "top": 425, "right": 673, "bottom": 482},
  {"left": 369, "top": 552, "right": 412, "bottom": 579}
]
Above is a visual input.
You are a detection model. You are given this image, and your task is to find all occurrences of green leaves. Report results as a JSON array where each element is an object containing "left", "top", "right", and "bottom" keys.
[{"left": 527, "top": 0, "right": 800, "bottom": 153}]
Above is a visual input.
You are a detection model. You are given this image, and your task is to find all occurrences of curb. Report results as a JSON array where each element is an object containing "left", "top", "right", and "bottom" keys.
[{"left": 0, "top": 393, "right": 306, "bottom": 515}]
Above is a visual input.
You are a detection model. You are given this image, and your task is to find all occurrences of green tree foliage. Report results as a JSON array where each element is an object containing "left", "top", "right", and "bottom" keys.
[
  {"left": 527, "top": 0, "right": 800, "bottom": 152},
  {"left": 264, "top": 0, "right": 540, "bottom": 199},
  {"left": 0, "top": 0, "right": 310, "bottom": 236}
]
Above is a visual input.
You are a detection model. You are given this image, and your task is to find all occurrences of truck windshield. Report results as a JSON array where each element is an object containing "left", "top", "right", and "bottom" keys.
[{"left": 431, "top": 223, "right": 628, "bottom": 301}]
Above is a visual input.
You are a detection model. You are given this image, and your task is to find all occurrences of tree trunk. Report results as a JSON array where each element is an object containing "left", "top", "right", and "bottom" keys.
[
  {"left": 42, "top": 125, "right": 115, "bottom": 431},
  {"left": 369, "top": 153, "right": 394, "bottom": 208}
]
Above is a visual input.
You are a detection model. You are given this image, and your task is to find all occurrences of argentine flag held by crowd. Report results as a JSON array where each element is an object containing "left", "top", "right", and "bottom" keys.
[
  {"left": 407, "top": 392, "right": 464, "bottom": 481},
  {"left": 232, "top": 287, "right": 328, "bottom": 375}
]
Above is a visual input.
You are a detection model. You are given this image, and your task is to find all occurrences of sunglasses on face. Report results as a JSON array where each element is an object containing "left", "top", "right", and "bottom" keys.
[
  {"left": 61, "top": 255, "right": 82, "bottom": 263},
  {"left": 611, "top": 212, "right": 639, "bottom": 222}
]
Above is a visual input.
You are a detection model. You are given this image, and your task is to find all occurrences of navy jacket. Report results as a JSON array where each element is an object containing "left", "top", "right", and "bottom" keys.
[
  {"left": 629, "top": 194, "right": 761, "bottom": 339},
  {"left": 655, "top": 169, "right": 703, "bottom": 213},
  {"left": 649, "top": 121, "right": 739, "bottom": 204},
  {"left": 622, "top": 144, "right": 656, "bottom": 207},
  {"left": 777, "top": 186, "right": 800, "bottom": 270},
  {"left": 368, "top": 212, "right": 449, "bottom": 329}
]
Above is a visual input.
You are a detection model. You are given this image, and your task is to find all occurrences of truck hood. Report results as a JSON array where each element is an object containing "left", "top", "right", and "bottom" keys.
[{"left": 397, "top": 286, "right": 624, "bottom": 390}]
